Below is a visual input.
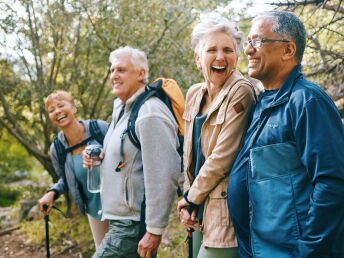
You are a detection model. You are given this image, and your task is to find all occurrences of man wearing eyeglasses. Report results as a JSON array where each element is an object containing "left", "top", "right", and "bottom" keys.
[{"left": 227, "top": 10, "right": 344, "bottom": 258}]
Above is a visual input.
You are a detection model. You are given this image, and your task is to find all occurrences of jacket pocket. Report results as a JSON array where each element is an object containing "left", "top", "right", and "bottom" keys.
[
  {"left": 124, "top": 176, "right": 130, "bottom": 207},
  {"left": 248, "top": 142, "right": 311, "bottom": 257},
  {"left": 205, "top": 179, "right": 229, "bottom": 226}
]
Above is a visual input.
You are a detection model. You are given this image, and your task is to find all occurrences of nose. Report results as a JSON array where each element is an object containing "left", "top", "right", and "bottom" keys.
[
  {"left": 244, "top": 42, "right": 256, "bottom": 56},
  {"left": 244, "top": 43, "right": 255, "bottom": 56},
  {"left": 215, "top": 51, "right": 225, "bottom": 60},
  {"left": 110, "top": 70, "right": 119, "bottom": 81},
  {"left": 52, "top": 107, "right": 61, "bottom": 116}
]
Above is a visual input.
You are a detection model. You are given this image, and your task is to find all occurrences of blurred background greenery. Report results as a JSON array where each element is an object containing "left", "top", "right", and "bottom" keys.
[{"left": 0, "top": 0, "right": 343, "bottom": 257}]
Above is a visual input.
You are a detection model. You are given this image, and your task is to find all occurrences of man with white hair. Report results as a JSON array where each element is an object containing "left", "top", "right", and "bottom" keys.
[
  {"left": 227, "top": 11, "right": 344, "bottom": 258},
  {"left": 85, "top": 46, "right": 181, "bottom": 258}
]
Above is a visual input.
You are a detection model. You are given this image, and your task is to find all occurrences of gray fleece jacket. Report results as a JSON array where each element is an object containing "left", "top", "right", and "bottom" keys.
[
  {"left": 100, "top": 88, "right": 181, "bottom": 235},
  {"left": 50, "top": 120, "right": 109, "bottom": 214}
]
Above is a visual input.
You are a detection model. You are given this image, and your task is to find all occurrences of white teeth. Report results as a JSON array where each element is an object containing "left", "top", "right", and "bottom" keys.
[
  {"left": 57, "top": 115, "right": 67, "bottom": 121},
  {"left": 212, "top": 65, "right": 226, "bottom": 69}
]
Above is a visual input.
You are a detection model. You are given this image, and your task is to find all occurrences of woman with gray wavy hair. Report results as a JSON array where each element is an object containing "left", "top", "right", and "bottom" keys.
[{"left": 177, "top": 12, "right": 256, "bottom": 258}]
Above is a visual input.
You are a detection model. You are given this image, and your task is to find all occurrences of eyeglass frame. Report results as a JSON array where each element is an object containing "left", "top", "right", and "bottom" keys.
[{"left": 243, "top": 37, "right": 290, "bottom": 49}]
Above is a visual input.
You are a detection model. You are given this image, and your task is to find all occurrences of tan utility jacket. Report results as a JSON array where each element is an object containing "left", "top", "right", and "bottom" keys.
[{"left": 183, "top": 71, "right": 256, "bottom": 248}]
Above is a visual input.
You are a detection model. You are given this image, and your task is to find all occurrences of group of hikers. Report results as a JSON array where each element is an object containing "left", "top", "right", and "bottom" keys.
[{"left": 38, "top": 10, "right": 344, "bottom": 258}]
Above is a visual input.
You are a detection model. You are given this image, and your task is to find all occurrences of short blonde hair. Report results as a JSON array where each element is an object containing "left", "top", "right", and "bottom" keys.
[
  {"left": 44, "top": 90, "right": 75, "bottom": 110},
  {"left": 191, "top": 12, "right": 243, "bottom": 54}
]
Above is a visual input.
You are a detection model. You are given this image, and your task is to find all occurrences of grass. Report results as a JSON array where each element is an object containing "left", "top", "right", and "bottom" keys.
[
  {"left": 21, "top": 204, "right": 94, "bottom": 256},
  {"left": 159, "top": 202, "right": 188, "bottom": 258},
  {"left": 20, "top": 199, "right": 189, "bottom": 257}
]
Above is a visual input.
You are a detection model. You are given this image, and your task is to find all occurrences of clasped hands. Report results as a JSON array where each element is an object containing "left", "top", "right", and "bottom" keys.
[{"left": 177, "top": 198, "right": 197, "bottom": 229}]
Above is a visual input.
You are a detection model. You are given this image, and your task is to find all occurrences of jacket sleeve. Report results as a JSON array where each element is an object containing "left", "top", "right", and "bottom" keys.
[
  {"left": 49, "top": 143, "right": 67, "bottom": 199},
  {"left": 293, "top": 97, "right": 344, "bottom": 257},
  {"left": 136, "top": 105, "right": 181, "bottom": 235},
  {"left": 187, "top": 83, "right": 256, "bottom": 204}
]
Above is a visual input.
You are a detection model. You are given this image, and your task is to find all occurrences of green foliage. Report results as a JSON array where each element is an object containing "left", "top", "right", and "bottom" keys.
[
  {"left": 0, "top": 185, "right": 21, "bottom": 206},
  {"left": 0, "top": 130, "right": 34, "bottom": 183},
  {"left": 21, "top": 205, "right": 94, "bottom": 256},
  {"left": 0, "top": 0, "right": 227, "bottom": 181}
]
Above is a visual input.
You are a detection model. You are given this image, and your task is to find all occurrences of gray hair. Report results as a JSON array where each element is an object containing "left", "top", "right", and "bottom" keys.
[
  {"left": 109, "top": 46, "right": 149, "bottom": 84},
  {"left": 191, "top": 12, "right": 243, "bottom": 54},
  {"left": 253, "top": 11, "right": 306, "bottom": 63}
]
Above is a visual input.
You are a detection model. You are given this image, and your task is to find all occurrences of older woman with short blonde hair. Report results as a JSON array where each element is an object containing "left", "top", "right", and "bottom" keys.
[
  {"left": 39, "top": 90, "right": 109, "bottom": 248},
  {"left": 177, "top": 13, "right": 256, "bottom": 258}
]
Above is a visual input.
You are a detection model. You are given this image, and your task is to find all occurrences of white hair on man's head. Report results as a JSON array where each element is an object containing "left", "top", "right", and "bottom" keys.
[
  {"left": 191, "top": 12, "right": 243, "bottom": 54},
  {"left": 109, "top": 46, "right": 149, "bottom": 83}
]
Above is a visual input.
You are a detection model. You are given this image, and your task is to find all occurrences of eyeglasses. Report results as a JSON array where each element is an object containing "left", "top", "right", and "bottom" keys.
[{"left": 243, "top": 37, "right": 290, "bottom": 49}]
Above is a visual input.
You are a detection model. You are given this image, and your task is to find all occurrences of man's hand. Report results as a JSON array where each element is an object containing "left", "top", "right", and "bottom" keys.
[{"left": 137, "top": 232, "right": 161, "bottom": 258}]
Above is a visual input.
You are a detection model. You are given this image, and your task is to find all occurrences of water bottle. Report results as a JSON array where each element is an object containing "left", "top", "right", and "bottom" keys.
[{"left": 85, "top": 144, "right": 102, "bottom": 193}]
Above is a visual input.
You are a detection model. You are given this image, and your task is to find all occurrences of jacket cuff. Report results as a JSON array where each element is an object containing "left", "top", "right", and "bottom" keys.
[
  {"left": 47, "top": 189, "right": 60, "bottom": 200},
  {"left": 146, "top": 226, "right": 165, "bottom": 235},
  {"left": 184, "top": 191, "right": 198, "bottom": 211}
]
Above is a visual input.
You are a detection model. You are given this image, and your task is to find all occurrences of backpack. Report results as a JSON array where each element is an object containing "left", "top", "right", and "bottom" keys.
[
  {"left": 53, "top": 120, "right": 106, "bottom": 186},
  {"left": 116, "top": 78, "right": 185, "bottom": 176},
  {"left": 119, "top": 78, "right": 185, "bottom": 239}
]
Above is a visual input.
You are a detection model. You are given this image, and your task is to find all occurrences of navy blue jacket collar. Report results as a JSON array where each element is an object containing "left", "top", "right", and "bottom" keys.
[{"left": 264, "top": 64, "right": 303, "bottom": 109}]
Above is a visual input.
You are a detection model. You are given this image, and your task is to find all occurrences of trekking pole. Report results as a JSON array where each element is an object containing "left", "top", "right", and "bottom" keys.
[
  {"left": 43, "top": 204, "right": 50, "bottom": 258},
  {"left": 186, "top": 205, "right": 194, "bottom": 258},
  {"left": 187, "top": 228, "right": 193, "bottom": 258}
]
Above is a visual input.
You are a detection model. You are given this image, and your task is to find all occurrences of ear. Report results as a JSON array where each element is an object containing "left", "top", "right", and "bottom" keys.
[
  {"left": 194, "top": 52, "right": 201, "bottom": 70},
  {"left": 72, "top": 105, "right": 77, "bottom": 114},
  {"left": 282, "top": 41, "right": 297, "bottom": 61},
  {"left": 138, "top": 69, "right": 146, "bottom": 82}
]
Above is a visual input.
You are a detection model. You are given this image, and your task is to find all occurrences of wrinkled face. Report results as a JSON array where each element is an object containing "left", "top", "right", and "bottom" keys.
[
  {"left": 196, "top": 31, "right": 237, "bottom": 87},
  {"left": 110, "top": 54, "right": 145, "bottom": 102},
  {"left": 245, "top": 18, "right": 286, "bottom": 83},
  {"left": 47, "top": 99, "right": 76, "bottom": 128}
]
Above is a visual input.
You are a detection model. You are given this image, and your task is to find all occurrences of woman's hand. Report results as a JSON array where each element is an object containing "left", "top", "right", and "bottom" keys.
[
  {"left": 82, "top": 149, "right": 104, "bottom": 168},
  {"left": 179, "top": 207, "right": 197, "bottom": 229},
  {"left": 177, "top": 197, "right": 188, "bottom": 211},
  {"left": 178, "top": 198, "right": 197, "bottom": 228},
  {"left": 38, "top": 191, "right": 55, "bottom": 215}
]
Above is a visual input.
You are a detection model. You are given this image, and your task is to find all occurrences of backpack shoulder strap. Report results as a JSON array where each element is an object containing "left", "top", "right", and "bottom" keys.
[
  {"left": 127, "top": 86, "right": 159, "bottom": 150},
  {"left": 53, "top": 135, "right": 67, "bottom": 172},
  {"left": 53, "top": 135, "right": 69, "bottom": 190},
  {"left": 89, "top": 120, "right": 105, "bottom": 145}
]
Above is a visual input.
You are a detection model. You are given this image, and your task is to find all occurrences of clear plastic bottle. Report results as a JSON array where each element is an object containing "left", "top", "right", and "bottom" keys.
[{"left": 85, "top": 144, "right": 102, "bottom": 193}]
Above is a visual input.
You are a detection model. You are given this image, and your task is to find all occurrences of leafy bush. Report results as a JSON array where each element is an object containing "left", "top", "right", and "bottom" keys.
[
  {"left": 0, "top": 131, "right": 34, "bottom": 183},
  {"left": 0, "top": 185, "right": 21, "bottom": 207}
]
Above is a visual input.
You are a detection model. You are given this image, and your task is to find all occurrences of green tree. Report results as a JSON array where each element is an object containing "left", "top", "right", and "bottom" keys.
[
  {"left": 0, "top": 130, "right": 34, "bottom": 183},
  {"left": 0, "top": 0, "right": 225, "bottom": 181},
  {"left": 269, "top": 0, "right": 344, "bottom": 100}
]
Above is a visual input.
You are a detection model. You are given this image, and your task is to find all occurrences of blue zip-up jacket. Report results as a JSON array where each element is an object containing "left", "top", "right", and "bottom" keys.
[{"left": 228, "top": 65, "right": 344, "bottom": 258}]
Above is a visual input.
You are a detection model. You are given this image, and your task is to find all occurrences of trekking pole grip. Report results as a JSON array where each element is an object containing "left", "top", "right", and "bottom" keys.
[{"left": 43, "top": 204, "right": 49, "bottom": 219}]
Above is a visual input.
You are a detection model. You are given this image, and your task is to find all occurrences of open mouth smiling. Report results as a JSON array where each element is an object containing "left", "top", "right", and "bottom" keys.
[
  {"left": 211, "top": 65, "right": 226, "bottom": 73},
  {"left": 57, "top": 115, "right": 67, "bottom": 122}
]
